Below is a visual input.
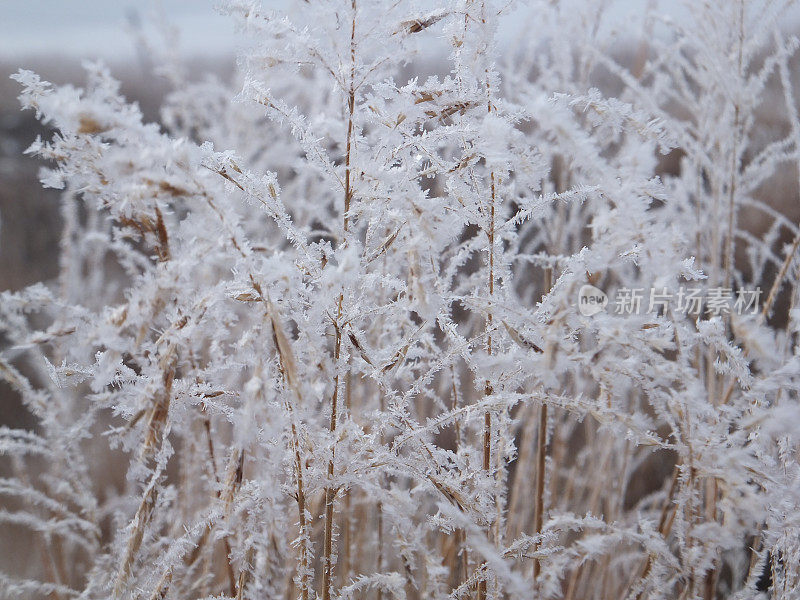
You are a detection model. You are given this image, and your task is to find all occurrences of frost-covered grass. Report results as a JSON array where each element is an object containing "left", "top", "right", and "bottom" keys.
[{"left": 2, "top": 1, "right": 800, "bottom": 599}]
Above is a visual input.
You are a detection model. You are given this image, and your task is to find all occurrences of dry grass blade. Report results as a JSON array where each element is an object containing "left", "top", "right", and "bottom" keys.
[
  {"left": 760, "top": 231, "right": 800, "bottom": 322},
  {"left": 347, "top": 331, "right": 374, "bottom": 366},
  {"left": 264, "top": 294, "right": 312, "bottom": 600},
  {"left": 502, "top": 321, "right": 543, "bottom": 353},
  {"left": 367, "top": 226, "right": 403, "bottom": 263},
  {"left": 396, "top": 10, "right": 449, "bottom": 34},
  {"left": 114, "top": 476, "right": 159, "bottom": 598}
]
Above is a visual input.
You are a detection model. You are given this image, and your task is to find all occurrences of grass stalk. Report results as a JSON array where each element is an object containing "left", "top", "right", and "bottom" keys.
[{"left": 323, "top": 5, "right": 357, "bottom": 598}]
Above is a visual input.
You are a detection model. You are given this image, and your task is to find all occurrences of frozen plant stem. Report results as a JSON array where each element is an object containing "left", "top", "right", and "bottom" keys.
[
  {"left": 323, "top": 3, "right": 357, "bottom": 600},
  {"left": 478, "top": 84, "right": 497, "bottom": 600},
  {"left": 532, "top": 403, "right": 547, "bottom": 581},
  {"left": 722, "top": 0, "right": 745, "bottom": 291},
  {"left": 264, "top": 291, "right": 312, "bottom": 600},
  {"left": 533, "top": 267, "right": 553, "bottom": 583},
  {"left": 706, "top": 6, "right": 745, "bottom": 598}
]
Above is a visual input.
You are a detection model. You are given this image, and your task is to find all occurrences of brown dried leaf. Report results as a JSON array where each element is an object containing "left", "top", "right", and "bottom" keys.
[{"left": 78, "top": 114, "right": 108, "bottom": 134}]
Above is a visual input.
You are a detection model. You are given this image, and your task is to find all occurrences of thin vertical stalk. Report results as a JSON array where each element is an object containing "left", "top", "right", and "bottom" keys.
[
  {"left": 291, "top": 420, "right": 311, "bottom": 600},
  {"left": 322, "top": 299, "right": 342, "bottom": 600},
  {"left": 477, "top": 3, "right": 497, "bottom": 593},
  {"left": 341, "top": 371, "right": 353, "bottom": 587},
  {"left": 478, "top": 134, "right": 496, "bottom": 600},
  {"left": 532, "top": 403, "right": 547, "bottom": 581},
  {"left": 722, "top": 0, "right": 745, "bottom": 290},
  {"left": 265, "top": 296, "right": 312, "bottom": 600},
  {"left": 706, "top": 6, "right": 745, "bottom": 599},
  {"left": 377, "top": 393, "right": 386, "bottom": 600},
  {"left": 323, "top": 4, "right": 357, "bottom": 599},
  {"left": 533, "top": 267, "right": 553, "bottom": 584},
  {"left": 478, "top": 77, "right": 499, "bottom": 600},
  {"left": 376, "top": 501, "right": 384, "bottom": 600},
  {"left": 505, "top": 404, "right": 536, "bottom": 539}
]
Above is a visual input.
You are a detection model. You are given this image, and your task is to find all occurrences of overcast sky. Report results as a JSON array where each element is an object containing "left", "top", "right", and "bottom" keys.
[
  {"left": 6, "top": 1, "right": 800, "bottom": 65},
  {"left": 1, "top": 1, "right": 241, "bottom": 61},
  {"left": 0, "top": 0, "right": 690, "bottom": 62}
]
